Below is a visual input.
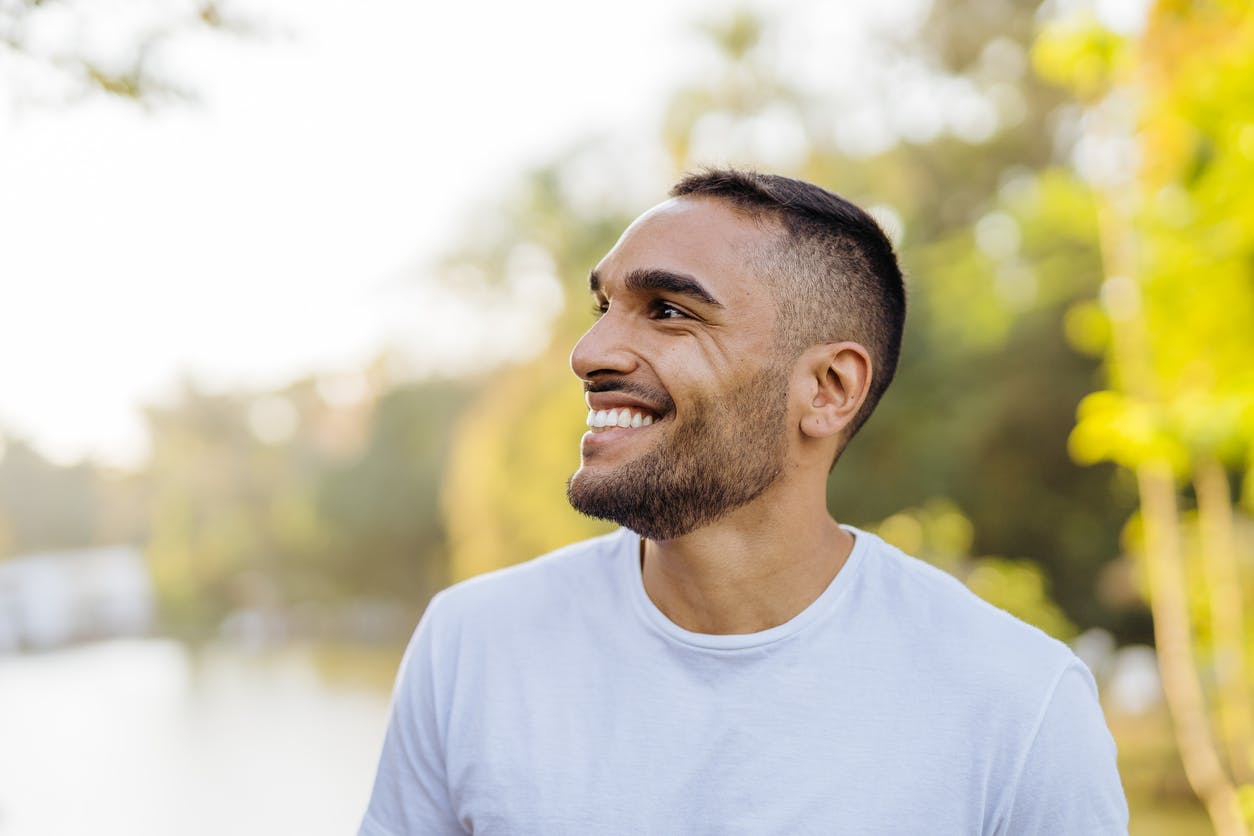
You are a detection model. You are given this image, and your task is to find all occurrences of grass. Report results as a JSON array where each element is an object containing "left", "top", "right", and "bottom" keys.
[{"left": 1109, "top": 704, "right": 1214, "bottom": 835}]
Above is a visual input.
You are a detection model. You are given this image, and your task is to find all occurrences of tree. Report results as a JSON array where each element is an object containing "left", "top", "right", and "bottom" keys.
[
  {"left": 1038, "top": 1, "right": 1254, "bottom": 831},
  {"left": 142, "top": 369, "right": 467, "bottom": 636},
  {"left": 0, "top": 0, "right": 242, "bottom": 105}
]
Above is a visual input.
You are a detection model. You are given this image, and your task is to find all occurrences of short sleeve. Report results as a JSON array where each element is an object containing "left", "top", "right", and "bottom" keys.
[
  {"left": 359, "top": 595, "right": 465, "bottom": 836},
  {"left": 998, "top": 659, "right": 1129, "bottom": 835}
]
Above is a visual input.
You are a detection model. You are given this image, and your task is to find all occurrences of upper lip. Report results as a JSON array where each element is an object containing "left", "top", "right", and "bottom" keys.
[{"left": 585, "top": 393, "right": 662, "bottom": 415}]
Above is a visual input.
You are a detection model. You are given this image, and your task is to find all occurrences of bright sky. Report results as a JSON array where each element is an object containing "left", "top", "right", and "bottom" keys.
[
  {"left": 1, "top": 0, "right": 991, "bottom": 468},
  {"left": 0, "top": 0, "right": 742, "bottom": 466}
]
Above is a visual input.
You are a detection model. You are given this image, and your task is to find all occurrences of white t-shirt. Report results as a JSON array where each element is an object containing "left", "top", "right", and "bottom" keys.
[{"left": 360, "top": 527, "right": 1128, "bottom": 835}]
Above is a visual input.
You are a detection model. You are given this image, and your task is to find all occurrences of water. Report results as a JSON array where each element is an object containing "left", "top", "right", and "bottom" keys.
[{"left": 0, "top": 638, "right": 397, "bottom": 836}]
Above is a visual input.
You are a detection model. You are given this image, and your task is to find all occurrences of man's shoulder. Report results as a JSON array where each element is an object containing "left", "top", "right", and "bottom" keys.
[
  {"left": 422, "top": 528, "right": 631, "bottom": 629},
  {"left": 852, "top": 529, "right": 1077, "bottom": 678}
]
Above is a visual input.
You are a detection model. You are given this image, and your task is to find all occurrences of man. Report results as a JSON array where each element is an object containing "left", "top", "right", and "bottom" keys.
[{"left": 360, "top": 169, "right": 1128, "bottom": 834}]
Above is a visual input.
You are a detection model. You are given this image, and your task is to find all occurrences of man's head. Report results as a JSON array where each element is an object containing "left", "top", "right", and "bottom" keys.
[
  {"left": 566, "top": 168, "right": 905, "bottom": 539},
  {"left": 668, "top": 168, "right": 906, "bottom": 440}
]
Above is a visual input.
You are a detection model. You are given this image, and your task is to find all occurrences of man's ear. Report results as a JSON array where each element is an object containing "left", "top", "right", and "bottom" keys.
[{"left": 798, "top": 342, "right": 873, "bottom": 441}]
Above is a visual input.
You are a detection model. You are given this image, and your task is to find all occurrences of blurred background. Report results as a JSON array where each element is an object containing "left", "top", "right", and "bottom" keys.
[{"left": 2, "top": 0, "right": 1252, "bottom": 833}]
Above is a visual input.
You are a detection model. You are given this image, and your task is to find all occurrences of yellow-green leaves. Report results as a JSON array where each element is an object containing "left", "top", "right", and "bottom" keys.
[
  {"left": 1058, "top": 0, "right": 1254, "bottom": 474},
  {"left": 1072, "top": 391, "right": 1189, "bottom": 473},
  {"left": 1033, "top": 11, "right": 1130, "bottom": 101}
]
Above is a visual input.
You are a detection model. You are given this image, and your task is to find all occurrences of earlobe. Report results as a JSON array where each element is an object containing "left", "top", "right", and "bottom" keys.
[
  {"left": 800, "top": 411, "right": 836, "bottom": 439},
  {"left": 799, "top": 342, "right": 872, "bottom": 441}
]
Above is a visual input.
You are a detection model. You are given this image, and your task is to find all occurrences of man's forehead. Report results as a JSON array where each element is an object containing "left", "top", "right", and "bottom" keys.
[
  {"left": 620, "top": 196, "right": 695, "bottom": 232},
  {"left": 594, "top": 196, "right": 775, "bottom": 285},
  {"left": 621, "top": 195, "right": 764, "bottom": 237}
]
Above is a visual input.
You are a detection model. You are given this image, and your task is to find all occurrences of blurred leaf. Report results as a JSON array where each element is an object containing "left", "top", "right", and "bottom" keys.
[{"left": 1032, "top": 11, "right": 1129, "bottom": 100}]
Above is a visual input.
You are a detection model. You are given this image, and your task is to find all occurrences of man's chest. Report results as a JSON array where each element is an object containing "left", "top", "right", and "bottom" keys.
[{"left": 439, "top": 652, "right": 1002, "bottom": 835}]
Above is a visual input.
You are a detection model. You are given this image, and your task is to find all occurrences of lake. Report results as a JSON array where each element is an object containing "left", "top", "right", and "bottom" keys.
[{"left": 0, "top": 638, "right": 400, "bottom": 836}]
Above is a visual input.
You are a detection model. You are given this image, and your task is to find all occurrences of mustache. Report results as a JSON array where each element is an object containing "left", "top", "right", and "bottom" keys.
[{"left": 583, "top": 378, "right": 674, "bottom": 413}]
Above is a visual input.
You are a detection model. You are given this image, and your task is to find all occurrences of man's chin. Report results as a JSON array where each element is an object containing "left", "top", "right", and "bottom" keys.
[
  {"left": 567, "top": 464, "right": 595, "bottom": 492},
  {"left": 566, "top": 468, "right": 607, "bottom": 514},
  {"left": 567, "top": 470, "right": 687, "bottom": 540},
  {"left": 569, "top": 455, "right": 633, "bottom": 488},
  {"left": 567, "top": 468, "right": 632, "bottom": 524}
]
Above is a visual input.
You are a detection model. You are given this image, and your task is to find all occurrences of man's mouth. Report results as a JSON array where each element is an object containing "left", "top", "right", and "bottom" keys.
[{"left": 586, "top": 407, "right": 658, "bottom": 432}]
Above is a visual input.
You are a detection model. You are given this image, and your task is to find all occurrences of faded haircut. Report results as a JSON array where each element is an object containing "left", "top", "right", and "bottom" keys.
[{"left": 670, "top": 168, "right": 906, "bottom": 444}]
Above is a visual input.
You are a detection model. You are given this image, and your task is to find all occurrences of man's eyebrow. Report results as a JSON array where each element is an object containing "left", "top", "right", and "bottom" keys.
[{"left": 587, "top": 268, "right": 724, "bottom": 308}]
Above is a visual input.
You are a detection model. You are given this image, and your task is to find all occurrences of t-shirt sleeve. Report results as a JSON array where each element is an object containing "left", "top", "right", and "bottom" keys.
[
  {"left": 359, "top": 596, "right": 465, "bottom": 836},
  {"left": 998, "top": 658, "right": 1129, "bottom": 835}
]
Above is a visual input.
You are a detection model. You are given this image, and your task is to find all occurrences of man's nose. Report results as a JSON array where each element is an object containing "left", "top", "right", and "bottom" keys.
[{"left": 570, "top": 310, "right": 638, "bottom": 381}]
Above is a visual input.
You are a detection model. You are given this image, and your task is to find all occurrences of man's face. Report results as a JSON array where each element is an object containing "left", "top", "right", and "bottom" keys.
[{"left": 566, "top": 197, "right": 793, "bottom": 541}]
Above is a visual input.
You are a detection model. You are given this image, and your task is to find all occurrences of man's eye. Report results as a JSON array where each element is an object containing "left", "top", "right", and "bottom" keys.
[
  {"left": 653, "top": 301, "right": 688, "bottom": 320},
  {"left": 591, "top": 301, "right": 609, "bottom": 318}
]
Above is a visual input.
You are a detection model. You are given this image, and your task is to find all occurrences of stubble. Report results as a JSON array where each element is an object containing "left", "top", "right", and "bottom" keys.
[{"left": 566, "top": 363, "right": 790, "bottom": 541}]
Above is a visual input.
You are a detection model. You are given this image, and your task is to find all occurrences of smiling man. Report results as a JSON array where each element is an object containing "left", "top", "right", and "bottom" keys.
[{"left": 360, "top": 170, "right": 1128, "bottom": 835}]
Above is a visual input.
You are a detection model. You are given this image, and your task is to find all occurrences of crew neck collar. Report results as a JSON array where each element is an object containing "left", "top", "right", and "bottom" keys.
[{"left": 620, "top": 525, "right": 870, "bottom": 651}]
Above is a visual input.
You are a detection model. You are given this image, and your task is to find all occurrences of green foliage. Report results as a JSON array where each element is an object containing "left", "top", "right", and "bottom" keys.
[
  {"left": 1033, "top": 11, "right": 1129, "bottom": 100},
  {"left": 1071, "top": 391, "right": 1191, "bottom": 473},
  {"left": 1040, "top": 5, "right": 1254, "bottom": 829},
  {"left": 442, "top": 348, "right": 614, "bottom": 581},
  {"left": 142, "top": 372, "right": 469, "bottom": 634},
  {"left": 315, "top": 379, "right": 469, "bottom": 597},
  {"left": 1061, "top": 1, "right": 1254, "bottom": 473}
]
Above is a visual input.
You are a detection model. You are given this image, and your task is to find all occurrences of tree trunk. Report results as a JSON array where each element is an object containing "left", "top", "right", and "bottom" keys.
[
  {"left": 1139, "top": 461, "right": 1246, "bottom": 835},
  {"left": 1195, "top": 456, "right": 1254, "bottom": 786}
]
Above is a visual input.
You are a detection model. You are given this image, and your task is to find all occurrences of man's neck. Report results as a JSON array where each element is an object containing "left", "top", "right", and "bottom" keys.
[{"left": 639, "top": 491, "right": 855, "bottom": 635}]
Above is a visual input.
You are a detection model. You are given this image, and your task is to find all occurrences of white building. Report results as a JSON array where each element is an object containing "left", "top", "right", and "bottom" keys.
[{"left": 0, "top": 545, "right": 153, "bottom": 653}]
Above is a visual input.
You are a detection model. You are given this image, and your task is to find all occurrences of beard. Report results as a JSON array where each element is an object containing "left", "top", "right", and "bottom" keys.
[{"left": 566, "top": 363, "right": 790, "bottom": 541}]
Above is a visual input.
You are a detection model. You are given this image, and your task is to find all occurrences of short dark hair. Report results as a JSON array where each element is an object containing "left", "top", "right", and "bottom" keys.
[{"left": 670, "top": 168, "right": 906, "bottom": 444}]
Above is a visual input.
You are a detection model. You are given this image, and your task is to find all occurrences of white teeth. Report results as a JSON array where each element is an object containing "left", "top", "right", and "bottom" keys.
[{"left": 585, "top": 407, "right": 657, "bottom": 430}]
